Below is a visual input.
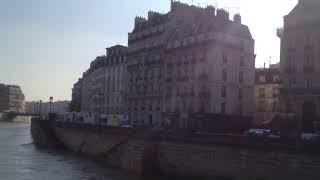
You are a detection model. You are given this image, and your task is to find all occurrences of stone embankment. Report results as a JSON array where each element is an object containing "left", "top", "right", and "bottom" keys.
[{"left": 31, "top": 119, "right": 320, "bottom": 180}]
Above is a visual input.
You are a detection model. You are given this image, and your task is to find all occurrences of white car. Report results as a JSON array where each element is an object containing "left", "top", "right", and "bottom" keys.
[{"left": 245, "top": 129, "right": 271, "bottom": 137}]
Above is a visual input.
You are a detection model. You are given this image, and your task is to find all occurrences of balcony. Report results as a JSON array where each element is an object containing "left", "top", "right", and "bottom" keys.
[
  {"left": 165, "top": 78, "right": 173, "bottom": 82},
  {"left": 198, "top": 74, "right": 209, "bottom": 81},
  {"left": 199, "top": 92, "right": 211, "bottom": 98},
  {"left": 284, "top": 67, "right": 296, "bottom": 74},
  {"left": 280, "top": 87, "right": 320, "bottom": 96}
]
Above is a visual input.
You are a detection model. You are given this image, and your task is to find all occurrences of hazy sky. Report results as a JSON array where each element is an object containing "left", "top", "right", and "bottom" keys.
[{"left": 0, "top": 0, "right": 297, "bottom": 101}]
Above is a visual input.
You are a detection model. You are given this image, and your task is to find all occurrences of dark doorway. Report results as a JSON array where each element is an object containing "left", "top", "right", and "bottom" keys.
[
  {"left": 302, "top": 102, "right": 317, "bottom": 132},
  {"left": 149, "top": 115, "right": 153, "bottom": 126}
]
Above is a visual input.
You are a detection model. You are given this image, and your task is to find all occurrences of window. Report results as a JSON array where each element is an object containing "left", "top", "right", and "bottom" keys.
[
  {"left": 150, "top": 69, "right": 154, "bottom": 80},
  {"left": 176, "top": 87, "right": 180, "bottom": 96},
  {"left": 143, "top": 85, "right": 147, "bottom": 94},
  {"left": 304, "top": 35, "right": 311, "bottom": 48},
  {"left": 144, "top": 70, "right": 148, "bottom": 80},
  {"left": 221, "top": 102, "right": 226, "bottom": 114},
  {"left": 129, "top": 72, "right": 133, "bottom": 82},
  {"left": 273, "top": 87, "right": 279, "bottom": 97},
  {"left": 190, "top": 86, "right": 195, "bottom": 96},
  {"left": 239, "top": 88, "right": 243, "bottom": 100},
  {"left": 190, "top": 68, "right": 195, "bottom": 80},
  {"left": 158, "top": 69, "right": 161, "bottom": 79},
  {"left": 222, "top": 53, "right": 228, "bottom": 64},
  {"left": 222, "top": 69, "right": 227, "bottom": 81},
  {"left": 307, "top": 79, "right": 312, "bottom": 88},
  {"left": 289, "top": 78, "right": 296, "bottom": 88},
  {"left": 273, "top": 102, "right": 278, "bottom": 111},
  {"left": 258, "top": 101, "right": 265, "bottom": 111},
  {"left": 240, "top": 56, "right": 245, "bottom": 67},
  {"left": 222, "top": 86, "right": 226, "bottom": 98},
  {"left": 259, "top": 88, "right": 265, "bottom": 98},
  {"left": 199, "top": 103, "right": 205, "bottom": 113},
  {"left": 305, "top": 54, "right": 313, "bottom": 65},
  {"left": 177, "top": 70, "right": 181, "bottom": 81},
  {"left": 289, "top": 40, "right": 295, "bottom": 49},
  {"left": 150, "top": 84, "right": 154, "bottom": 93},
  {"left": 167, "top": 70, "right": 173, "bottom": 81},
  {"left": 286, "top": 101, "right": 292, "bottom": 113},
  {"left": 239, "top": 72, "right": 244, "bottom": 83}
]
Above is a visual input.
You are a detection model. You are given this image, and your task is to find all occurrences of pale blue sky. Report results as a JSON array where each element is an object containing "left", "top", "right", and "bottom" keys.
[{"left": 0, "top": 0, "right": 297, "bottom": 101}]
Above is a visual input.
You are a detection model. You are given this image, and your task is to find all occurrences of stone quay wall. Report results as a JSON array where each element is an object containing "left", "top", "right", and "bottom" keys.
[{"left": 31, "top": 119, "right": 320, "bottom": 180}]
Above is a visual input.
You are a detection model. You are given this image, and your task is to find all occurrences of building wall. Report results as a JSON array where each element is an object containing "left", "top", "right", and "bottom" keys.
[
  {"left": 255, "top": 84, "right": 281, "bottom": 125},
  {"left": 254, "top": 68, "right": 281, "bottom": 126},
  {"left": 126, "top": 2, "right": 255, "bottom": 128},
  {"left": 126, "top": 12, "right": 168, "bottom": 127},
  {"left": 0, "top": 84, "right": 10, "bottom": 112},
  {"left": 104, "top": 46, "right": 127, "bottom": 115},
  {"left": 0, "top": 84, "right": 25, "bottom": 113},
  {"left": 279, "top": 0, "right": 320, "bottom": 132},
  {"left": 70, "top": 78, "right": 82, "bottom": 112},
  {"left": 73, "top": 2, "right": 255, "bottom": 129},
  {"left": 78, "top": 46, "right": 127, "bottom": 115},
  {"left": 162, "top": 3, "right": 255, "bottom": 128},
  {"left": 81, "top": 65, "right": 105, "bottom": 112}
]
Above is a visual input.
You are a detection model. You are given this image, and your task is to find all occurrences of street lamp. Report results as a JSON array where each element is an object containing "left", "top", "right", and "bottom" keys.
[
  {"left": 36, "top": 102, "right": 39, "bottom": 117},
  {"left": 39, "top": 100, "right": 42, "bottom": 119},
  {"left": 49, "top": 96, "right": 53, "bottom": 114}
]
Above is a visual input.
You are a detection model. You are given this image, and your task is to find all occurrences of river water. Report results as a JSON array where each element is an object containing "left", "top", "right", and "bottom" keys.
[{"left": 0, "top": 121, "right": 144, "bottom": 180}]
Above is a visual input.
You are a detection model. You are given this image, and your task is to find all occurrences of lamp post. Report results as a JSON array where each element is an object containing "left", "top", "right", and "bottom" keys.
[
  {"left": 39, "top": 100, "right": 42, "bottom": 119},
  {"left": 49, "top": 96, "right": 53, "bottom": 114},
  {"left": 33, "top": 102, "right": 36, "bottom": 115},
  {"left": 36, "top": 102, "right": 39, "bottom": 118}
]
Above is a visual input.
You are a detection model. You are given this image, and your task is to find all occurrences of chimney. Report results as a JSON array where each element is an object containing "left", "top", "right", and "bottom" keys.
[
  {"left": 205, "top": 5, "right": 216, "bottom": 16},
  {"left": 216, "top": 9, "right": 229, "bottom": 21},
  {"left": 234, "top": 14, "right": 241, "bottom": 24}
]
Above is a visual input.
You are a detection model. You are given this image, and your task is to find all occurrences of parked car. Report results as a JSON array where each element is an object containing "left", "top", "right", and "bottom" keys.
[
  {"left": 301, "top": 133, "right": 320, "bottom": 142},
  {"left": 245, "top": 129, "right": 271, "bottom": 137}
]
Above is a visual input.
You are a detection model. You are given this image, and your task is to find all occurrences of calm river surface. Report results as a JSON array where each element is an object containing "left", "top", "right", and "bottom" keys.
[{"left": 0, "top": 121, "right": 144, "bottom": 180}]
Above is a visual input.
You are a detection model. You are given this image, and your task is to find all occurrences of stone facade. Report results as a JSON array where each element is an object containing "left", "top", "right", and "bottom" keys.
[
  {"left": 104, "top": 45, "right": 127, "bottom": 115},
  {"left": 70, "top": 78, "right": 82, "bottom": 112},
  {"left": 254, "top": 66, "right": 281, "bottom": 125},
  {"left": 164, "top": 4, "right": 255, "bottom": 128},
  {"left": 72, "top": 1, "right": 255, "bottom": 129},
  {"left": 81, "top": 56, "right": 106, "bottom": 112},
  {"left": 76, "top": 45, "right": 127, "bottom": 115},
  {"left": 126, "top": 12, "right": 168, "bottom": 126},
  {"left": 0, "top": 84, "right": 25, "bottom": 113},
  {"left": 279, "top": 0, "right": 320, "bottom": 132}
]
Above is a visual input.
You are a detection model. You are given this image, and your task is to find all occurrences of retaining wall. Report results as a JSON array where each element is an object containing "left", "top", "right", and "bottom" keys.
[{"left": 31, "top": 119, "right": 320, "bottom": 180}]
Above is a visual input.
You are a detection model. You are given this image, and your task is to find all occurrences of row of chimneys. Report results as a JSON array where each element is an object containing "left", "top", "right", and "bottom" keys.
[{"left": 134, "top": 1, "right": 241, "bottom": 27}]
